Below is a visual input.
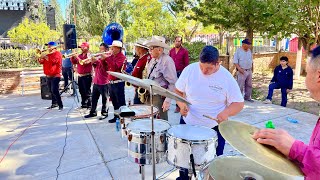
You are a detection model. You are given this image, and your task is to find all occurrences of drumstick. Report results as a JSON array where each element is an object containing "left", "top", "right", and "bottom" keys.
[{"left": 203, "top": 114, "right": 219, "bottom": 122}]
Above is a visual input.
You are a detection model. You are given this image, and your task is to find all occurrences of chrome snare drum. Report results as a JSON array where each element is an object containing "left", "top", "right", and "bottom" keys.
[
  {"left": 127, "top": 119, "right": 171, "bottom": 165},
  {"left": 167, "top": 125, "right": 218, "bottom": 170},
  {"left": 120, "top": 105, "right": 159, "bottom": 137}
]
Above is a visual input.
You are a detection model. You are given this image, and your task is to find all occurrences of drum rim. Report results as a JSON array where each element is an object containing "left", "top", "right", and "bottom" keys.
[
  {"left": 166, "top": 135, "right": 217, "bottom": 144},
  {"left": 127, "top": 119, "right": 171, "bottom": 133},
  {"left": 167, "top": 124, "right": 217, "bottom": 141}
]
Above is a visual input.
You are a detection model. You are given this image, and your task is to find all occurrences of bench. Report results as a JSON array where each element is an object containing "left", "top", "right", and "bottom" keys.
[{"left": 20, "top": 70, "right": 44, "bottom": 96}]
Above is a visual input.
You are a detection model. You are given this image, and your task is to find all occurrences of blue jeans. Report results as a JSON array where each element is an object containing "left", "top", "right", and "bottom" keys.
[
  {"left": 178, "top": 116, "right": 225, "bottom": 179},
  {"left": 266, "top": 83, "right": 288, "bottom": 107}
]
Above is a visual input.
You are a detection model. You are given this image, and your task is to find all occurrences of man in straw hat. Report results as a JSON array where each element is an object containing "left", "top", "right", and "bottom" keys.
[
  {"left": 145, "top": 36, "right": 177, "bottom": 120},
  {"left": 105, "top": 40, "right": 127, "bottom": 123},
  {"left": 132, "top": 38, "right": 151, "bottom": 104},
  {"left": 253, "top": 46, "right": 320, "bottom": 179},
  {"left": 38, "top": 41, "right": 64, "bottom": 111}
]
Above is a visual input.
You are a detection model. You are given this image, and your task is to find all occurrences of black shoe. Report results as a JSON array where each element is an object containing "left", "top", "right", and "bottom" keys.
[
  {"left": 84, "top": 112, "right": 97, "bottom": 118},
  {"left": 47, "top": 104, "right": 58, "bottom": 109},
  {"left": 58, "top": 106, "right": 63, "bottom": 111},
  {"left": 108, "top": 118, "right": 116, "bottom": 123},
  {"left": 81, "top": 105, "right": 88, "bottom": 108},
  {"left": 245, "top": 99, "right": 254, "bottom": 103},
  {"left": 101, "top": 109, "right": 108, "bottom": 116}
]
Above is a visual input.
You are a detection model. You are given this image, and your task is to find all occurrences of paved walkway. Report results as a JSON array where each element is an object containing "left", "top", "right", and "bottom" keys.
[{"left": 0, "top": 87, "right": 317, "bottom": 180}]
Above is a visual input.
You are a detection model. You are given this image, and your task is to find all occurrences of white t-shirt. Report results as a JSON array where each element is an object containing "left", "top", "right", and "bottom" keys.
[{"left": 175, "top": 62, "right": 244, "bottom": 128}]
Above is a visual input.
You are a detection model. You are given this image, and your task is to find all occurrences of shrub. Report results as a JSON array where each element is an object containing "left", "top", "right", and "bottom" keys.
[
  {"left": 183, "top": 41, "right": 206, "bottom": 63},
  {"left": 0, "top": 49, "right": 40, "bottom": 69}
]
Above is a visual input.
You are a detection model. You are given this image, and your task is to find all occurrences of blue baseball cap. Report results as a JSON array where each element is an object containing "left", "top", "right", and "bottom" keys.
[
  {"left": 47, "top": 41, "right": 58, "bottom": 47},
  {"left": 242, "top": 38, "right": 252, "bottom": 45}
]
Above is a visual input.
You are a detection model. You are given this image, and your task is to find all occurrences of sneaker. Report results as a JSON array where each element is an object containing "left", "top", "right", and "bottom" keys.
[
  {"left": 108, "top": 117, "right": 116, "bottom": 123},
  {"left": 245, "top": 99, "right": 254, "bottom": 103},
  {"left": 84, "top": 112, "right": 97, "bottom": 118},
  {"left": 174, "top": 106, "right": 180, "bottom": 113},
  {"left": 47, "top": 104, "right": 58, "bottom": 109},
  {"left": 58, "top": 106, "right": 63, "bottom": 111},
  {"left": 101, "top": 109, "right": 108, "bottom": 116},
  {"left": 263, "top": 99, "right": 272, "bottom": 104}
]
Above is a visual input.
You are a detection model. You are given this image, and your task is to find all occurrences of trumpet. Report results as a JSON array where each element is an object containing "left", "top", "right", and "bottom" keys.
[
  {"left": 62, "top": 52, "right": 79, "bottom": 59},
  {"left": 79, "top": 51, "right": 111, "bottom": 65},
  {"left": 35, "top": 47, "right": 55, "bottom": 58}
]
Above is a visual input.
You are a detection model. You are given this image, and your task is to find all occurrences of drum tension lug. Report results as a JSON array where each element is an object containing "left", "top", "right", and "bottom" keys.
[
  {"left": 174, "top": 139, "right": 177, "bottom": 149},
  {"left": 205, "top": 142, "right": 209, "bottom": 152}
]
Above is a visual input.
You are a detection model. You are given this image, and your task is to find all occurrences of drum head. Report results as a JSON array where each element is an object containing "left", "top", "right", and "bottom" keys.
[
  {"left": 167, "top": 125, "right": 216, "bottom": 141},
  {"left": 129, "top": 105, "right": 158, "bottom": 118},
  {"left": 127, "top": 119, "right": 171, "bottom": 133},
  {"left": 208, "top": 156, "right": 300, "bottom": 180}
]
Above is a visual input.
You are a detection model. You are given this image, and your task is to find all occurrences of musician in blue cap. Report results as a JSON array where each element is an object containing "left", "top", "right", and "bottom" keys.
[{"left": 38, "top": 41, "right": 63, "bottom": 110}]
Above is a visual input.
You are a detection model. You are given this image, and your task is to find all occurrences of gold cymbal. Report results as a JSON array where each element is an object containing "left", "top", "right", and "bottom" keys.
[
  {"left": 219, "top": 121, "right": 304, "bottom": 177},
  {"left": 107, "top": 71, "right": 191, "bottom": 105},
  {"left": 208, "top": 156, "right": 302, "bottom": 180}
]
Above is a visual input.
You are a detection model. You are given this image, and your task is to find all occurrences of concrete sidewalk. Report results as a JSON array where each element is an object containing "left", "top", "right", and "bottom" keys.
[{"left": 0, "top": 87, "right": 318, "bottom": 180}]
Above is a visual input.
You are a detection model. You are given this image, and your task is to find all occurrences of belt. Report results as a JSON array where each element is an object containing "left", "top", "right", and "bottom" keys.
[
  {"left": 78, "top": 73, "right": 91, "bottom": 77},
  {"left": 109, "top": 80, "right": 124, "bottom": 84}
]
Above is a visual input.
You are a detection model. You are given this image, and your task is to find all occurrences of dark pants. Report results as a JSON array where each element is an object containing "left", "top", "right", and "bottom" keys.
[
  {"left": 133, "top": 88, "right": 142, "bottom": 104},
  {"left": 47, "top": 77, "right": 63, "bottom": 107},
  {"left": 176, "top": 71, "right": 182, "bottom": 109},
  {"left": 267, "top": 83, "right": 288, "bottom": 107},
  {"left": 178, "top": 116, "right": 225, "bottom": 179},
  {"left": 78, "top": 75, "right": 92, "bottom": 107},
  {"left": 62, "top": 67, "right": 75, "bottom": 94},
  {"left": 108, "top": 82, "right": 125, "bottom": 110},
  {"left": 90, "top": 84, "right": 108, "bottom": 114}
]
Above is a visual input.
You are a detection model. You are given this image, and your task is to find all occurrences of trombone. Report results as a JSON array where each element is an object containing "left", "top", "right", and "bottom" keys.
[
  {"left": 62, "top": 52, "right": 78, "bottom": 59},
  {"left": 35, "top": 47, "right": 56, "bottom": 58}
]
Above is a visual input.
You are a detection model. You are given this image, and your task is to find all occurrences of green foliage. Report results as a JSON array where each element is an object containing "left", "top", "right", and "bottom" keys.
[
  {"left": 48, "top": 0, "right": 65, "bottom": 32},
  {"left": 183, "top": 41, "right": 206, "bottom": 63},
  {"left": 0, "top": 49, "right": 39, "bottom": 69},
  {"left": 7, "top": 18, "right": 61, "bottom": 46}
]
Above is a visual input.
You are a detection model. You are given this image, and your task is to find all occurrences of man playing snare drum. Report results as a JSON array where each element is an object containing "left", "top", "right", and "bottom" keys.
[{"left": 175, "top": 46, "right": 244, "bottom": 179}]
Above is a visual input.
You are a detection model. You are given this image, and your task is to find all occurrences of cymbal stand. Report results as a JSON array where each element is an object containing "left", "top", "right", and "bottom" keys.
[{"left": 150, "top": 85, "right": 156, "bottom": 180}]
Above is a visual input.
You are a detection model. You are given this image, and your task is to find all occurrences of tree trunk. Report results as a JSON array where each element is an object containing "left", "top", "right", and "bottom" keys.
[
  {"left": 218, "top": 31, "right": 224, "bottom": 49},
  {"left": 275, "top": 35, "right": 281, "bottom": 52},
  {"left": 295, "top": 37, "right": 303, "bottom": 80},
  {"left": 246, "top": 28, "right": 254, "bottom": 51}
]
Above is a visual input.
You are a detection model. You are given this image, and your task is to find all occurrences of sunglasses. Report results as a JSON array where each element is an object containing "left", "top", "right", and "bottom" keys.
[{"left": 149, "top": 46, "right": 160, "bottom": 50}]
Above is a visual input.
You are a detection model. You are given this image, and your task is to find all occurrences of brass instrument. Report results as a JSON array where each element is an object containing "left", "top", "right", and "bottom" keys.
[
  {"left": 78, "top": 52, "right": 111, "bottom": 65},
  {"left": 138, "top": 87, "right": 148, "bottom": 103},
  {"left": 35, "top": 47, "right": 56, "bottom": 58},
  {"left": 62, "top": 52, "right": 78, "bottom": 59}
]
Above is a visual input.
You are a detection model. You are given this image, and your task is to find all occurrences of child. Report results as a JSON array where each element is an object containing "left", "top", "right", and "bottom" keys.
[{"left": 263, "top": 56, "right": 293, "bottom": 107}]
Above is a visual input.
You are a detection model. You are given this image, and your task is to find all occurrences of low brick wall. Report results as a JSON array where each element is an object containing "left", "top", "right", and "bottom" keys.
[{"left": 0, "top": 67, "right": 42, "bottom": 94}]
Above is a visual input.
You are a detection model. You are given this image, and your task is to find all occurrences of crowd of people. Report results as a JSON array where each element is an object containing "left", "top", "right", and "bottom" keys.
[{"left": 37, "top": 36, "right": 319, "bottom": 179}]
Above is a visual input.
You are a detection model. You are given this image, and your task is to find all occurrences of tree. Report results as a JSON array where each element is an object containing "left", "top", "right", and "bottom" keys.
[
  {"left": 170, "top": 0, "right": 295, "bottom": 43},
  {"left": 7, "top": 18, "right": 61, "bottom": 46},
  {"left": 48, "top": 0, "right": 65, "bottom": 32}
]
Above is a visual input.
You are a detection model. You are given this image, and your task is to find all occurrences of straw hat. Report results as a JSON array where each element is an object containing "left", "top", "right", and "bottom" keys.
[{"left": 145, "top": 36, "right": 170, "bottom": 50}]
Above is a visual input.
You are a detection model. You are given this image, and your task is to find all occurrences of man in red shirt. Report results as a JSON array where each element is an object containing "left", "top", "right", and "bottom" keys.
[
  {"left": 106, "top": 40, "right": 126, "bottom": 123},
  {"left": 132, "top": 38, "right": 151, "bottom": 104},
  {"left": 71, "top": 42, "right": 93, "bottom": 108},
  {"left": 169, "top": 36, "right": 189, "bottom": 113},
  {"left": 38, "top": 41, "right": 63, "bottom": 110},
  {"left": 85, "top": 43, "right": 111, "bottom": 118}
]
